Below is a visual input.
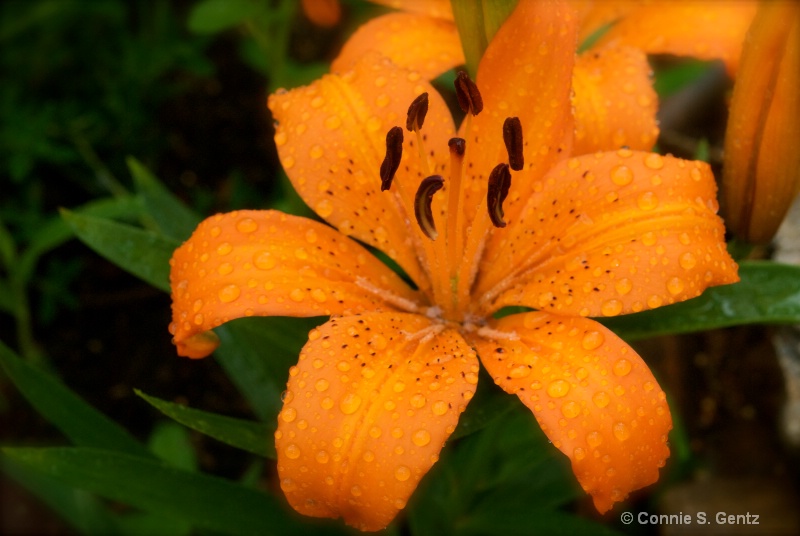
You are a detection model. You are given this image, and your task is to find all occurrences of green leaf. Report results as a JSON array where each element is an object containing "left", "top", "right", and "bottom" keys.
[
  {"left": 602, "top": 261, "right": 800, "bottom": 340},
  {"left": 17, "top": 196, "right": 143, "bottom": 285},
  {"left": 147, "top": 421, "right": 198, "bottom": 471},
  {"left": 188, "top": 0, "right": 259, "bottom": 34},
  {"left": 1, "top": 456, "right": 117, "bottom": 536},
  {"left": 0, "top": 340, "right": 150, "bottom": 458},
  {"left": 2, "top": 447, "right": 344, "bottom": 536},
  {"left": 214, "top": 316, "right": 324, "bottom": 422},
  {"left": 451, "top": 366, "right": 519, "bottom": 440},
  {"left": 136, "top": 390, "right": 273, "bottom": 459},
  {"left": 128, "top": 156, "right": 200, "bottom": 242},
  {"left": 450, "top": 0, "right": 518, "bottom": 77},
  {"left": 460, "top": 509, "right": 624, "bottom": 536},
  {"left": 61, "top": 209, "right": 178, "bottom": 292}
]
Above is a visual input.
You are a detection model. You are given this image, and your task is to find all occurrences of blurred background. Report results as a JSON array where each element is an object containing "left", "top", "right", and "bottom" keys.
[{"left": 1, "top": 1, "right": 799, "bottom": 534}]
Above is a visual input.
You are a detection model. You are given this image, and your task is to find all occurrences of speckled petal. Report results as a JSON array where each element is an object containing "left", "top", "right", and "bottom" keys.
[
  {"left": 460, "top": 0, "right": 577, "bottom": 226},
  {"left": 572, "top": 45, "right": 659, "bottom": 154},
  {"left": 332, "top": 13, "right": 463, "bottom": 80},
  {"left": 268, "top": 54, "right": 456, "bottom": 290},
  {"left": 276, "top": 312, "right": 478, "bottom": 531},
  {"left": 475, "top": 150, "right": 739, "bottom": 317},
  {"left": 169, "top": 210, "right": 421, "bottom": 358},
  {"left": 468, "top": 311, "right": 671, "bottom": 513},
  {"left": 368, "top": 0, "right": 453, "bottom": 20},
  {"left": 594, "top": 1, "right": 757, "bottom": 76}
]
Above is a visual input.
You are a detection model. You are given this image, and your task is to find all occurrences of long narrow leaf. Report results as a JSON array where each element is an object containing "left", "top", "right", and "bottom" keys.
[
  {"left": 0, "top": 340, "right": 150, "bottom": 458},
  {"left": 602, "top": 261, "right": 800, "bottom": 340},
  {"left": 61, "top": 209, "right": 178, "bottom": 292},
  {"left": 2, "top": 447, "right": 345, "bottom": 536},
  {"left": 136, "top": 390, "right": 273, "bottom": 458}
]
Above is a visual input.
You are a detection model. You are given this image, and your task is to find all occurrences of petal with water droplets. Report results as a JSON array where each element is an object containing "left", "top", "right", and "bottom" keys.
[
  {"left": 169, "top": 210, "right": 420, "bottom": 358},
  {"left": 594, "top": 1, "right": 756, "bottom": 76},
  {"left": 468, "top": 311, "right": 672, "bottom": 513},
  {"left": 276, "top": 312, "right": 477, "bottom": 531},
  {"left": 476, "top": 151, "right": 739, "bottom": 317},
  {"left": 268, "top": 53, "right": 456, "bottom": 290},
  {"left": 572, "top": 45, "right": 659, "bottom": 154},
  {"left": 332, "top": 13, "right": 463, "bottom": 80}
]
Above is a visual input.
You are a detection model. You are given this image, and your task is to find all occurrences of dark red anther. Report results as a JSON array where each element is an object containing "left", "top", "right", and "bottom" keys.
[
  {"left": 448, "top": 137, "right": 466, "bottom": 156},
  {"left": 454, "top": 71, "right": 483, "bottom": 116},
  {"left": 414, "top": 175, "right": 445, "bottom": 240},
  {"left": 379, "top": 126, "right": 404, "bottom": 191},
  {"left": 406, "top": 92, "right": 429, "bottom": 131},
  {"left": 503, "top": 117, "right": 524, "bottom": 171},
  {"left": 487, "top": 163, "right": 512, "bottom": 228}
]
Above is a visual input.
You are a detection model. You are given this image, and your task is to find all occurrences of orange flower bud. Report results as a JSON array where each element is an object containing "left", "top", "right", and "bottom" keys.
[
  {"left": 723, "top": 1, "right": 800, "bottom": 244},
  {"left": 301, "top": 0, "right": 341, "bottom": 28}
]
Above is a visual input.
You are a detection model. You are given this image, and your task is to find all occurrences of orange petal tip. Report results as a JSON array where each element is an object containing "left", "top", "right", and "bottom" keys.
[{"left": 174, "top": 330, "right": 220, "bottom": 359}]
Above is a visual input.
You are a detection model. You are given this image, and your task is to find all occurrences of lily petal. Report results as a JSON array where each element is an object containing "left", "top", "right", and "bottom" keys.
[
  {"left": 368, "top": 0, "right": 453, "bottom": 20},
  {"left": 169, "top": 210, "right": 420, "bottom": 358},
  {"left": 573, "top": 45, "right": 659, "bottom": 154},
  {"left": 276, "top": 312, "right": 478, "bottom": 531},
  {"left": 268, "top": 54, "right": 456, "bottom": 290},
  {"left": 462, "top": 0, "right": 577, "bottom": 225},
  {"left": 332, "top": 13, "right": 464, "bottom": 80},
  {"left": 476, "top": 151, "right": 739, "bottom": 317},
  {"left": 594, "top": 1, "right": 757, "bottom": 76},
  {"left": 468, "top": 311, "right": 671, "bottom": 513}
]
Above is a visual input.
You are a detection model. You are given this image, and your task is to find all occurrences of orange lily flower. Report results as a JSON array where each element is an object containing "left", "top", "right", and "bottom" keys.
[
  {"left": 169, "top": 1, "right": 738, "bottom": 531},
  {"left": 301, "top": 0, "right": 341, "bottom": 28},
  {"left": 722, "top": 0, "right": 800, "bottom": 244}
]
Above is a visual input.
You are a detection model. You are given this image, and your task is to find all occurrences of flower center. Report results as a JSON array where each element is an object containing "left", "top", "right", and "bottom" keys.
[{"left": 379, "top": 71, "right": 524, "bottom": 324}]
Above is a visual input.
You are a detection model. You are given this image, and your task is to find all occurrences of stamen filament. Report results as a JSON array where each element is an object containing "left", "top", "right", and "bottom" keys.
[{"left": 445, "top": 137, "right": 466, "bottom": 311}]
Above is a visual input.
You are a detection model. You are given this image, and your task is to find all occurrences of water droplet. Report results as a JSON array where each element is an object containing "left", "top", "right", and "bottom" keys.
[
  {"left": 642, "top": 231, "right": 657, "bottom": 246},
  {"left": 601, "top": 299, "right": 623, "bottom": 317},
  {"left": 254, "top": 251, "right": 276, "bottom": 270},
  {"left": 582, "top": 330, "right": 605, "bottom": 350},
  {"left": 615, "top": 278, "right": 633, "bottom": 295},
  {"left": 586, "top": 431, "right": 603, "bottom": 447},
  {"left": 376, "top": 93, "right": 390, "bottom": 107},
  {"left": 592, "top": 391, "right": 610, "bottom": 408},
  {"left": 309, "top": 145, "right": 323, "bottom": 159},
  {"left": 617, "top": 147, "right": 633, "bottom": 158},
  {"left": 432, "top": 400, "right": 448, "bottom": 415},
  {"left": 643, "top": 381, "right": 655, "bottom": 392},
  {"left": 350, "top": 485, "right": 362, "bottom": 497},
  {"left": 410, "top": 394, "right": 426, "bottom": 408},
  {"left": 290, "top": 288, "right": 306, "bottom": 302},
  {"left": 315, "top": 199, "right": 334, "bottom": 218},
  {"left": 321, "top": 397, "right": 334, "bottom": 409},
  {"left": 280, "top": 477, "right": 297, "bottom": 491},
  {"left": 561, "top": 400, "right": 581, "bottom": 419},
  {"left": 236, "top": 218, "right": 258, "bottom": 234},
  {"left": 464, "top": 372, "right": 478, "bottom": 385},
  {"left": 509, "top": 365, "right": 531, "bottom": 378},
  {"left": 316, "top": 450, "right": 329, "bottom": 463},
  {"left": 310, "top": 96, "right": 324, "bottom": 108},
  {"left": 217, "top": 263, "right": 233, "bottom": 276},
  {"left": 281, "top": 408, "right": 297, "bottom": 422},
  {"left": 412, "top": 429, "right": 431, "bottom": 446},
  {"left": 339, "top": 393, "right": 362, "bottom": 414},
  {"left": 636, "top": 191, "right": 659, "bottom": 210},
  {"left": 366, "top": 116, "right": 382, "bottom": 132},
  {"left": 391, "top": 427, "right": 403, "bottom": 438},
  {"left": 369, "top": 426, "right": 382, "bottom": 438},
  {"left": 613, "top": 422, "right": 631, "bottom": 441},
  {"left": 679, "top": 252, "right": 697, "bottom": 270},
  {"left": 644, "top": 153, "right": 664, "bottom": 170},
  {"left": 574, "top": 447, "right": 586, "bottom": 460},
  {"left": 374, "top": 76, "right": 388, "bottom": 87},
  {"left": 384, "top": 400, "right": 396, "bottom": 411},
  {"left": 285, "top": 443, "right": 301, "bottom": 459},
  {"left": 315, "top": 379, "right": 329, "bottom": 392},
  {"left": 547, "top": 380, "right": 570, "bottom": 398},
  {"left": 216, "top": 242, "right": 232, "bottom": 256},
  {"left": 576, "top": 367, "right": 589, "bottom": 380},
  {"left": 362, "top": 450, "right": 375, "bottom": 462},
  {"left": 274, "top": 132, "right": 287, "bottom": 146},
  {"left": 690, "top": 167, "right": 702, "bottom": 181},
  {"left": 647, "top": 295, "right": 663, "bottom": 308},
  {"left": 218, "top": 284, "right": 241, "bottom": 303},
  {"left": 306, "top": 289, "right": 326, "bottom": 303},
  {"left": 394, "top": 465, "right": 411, "bottom": 481},
  {"left": 666, "top": 277, "right": 685, "bottom": 296},
  {"left": 613, "top": 359, "right": 632, "bottom": 377},
  {"left": 393, "top": 381, "right": 406, "bottom": 393},
  {"left": 324, "top": 115, "right": 341, "bottom": 130}
]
